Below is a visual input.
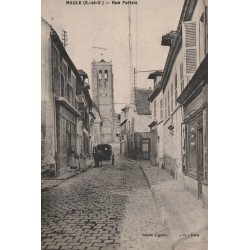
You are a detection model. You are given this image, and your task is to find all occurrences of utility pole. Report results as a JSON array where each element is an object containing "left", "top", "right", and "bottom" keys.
[
  {"left": 128, "top": 4, "right": 134, "bottom": 106},
  {"left": 62, "top": 29, "right": 68, "bottom": 47}
]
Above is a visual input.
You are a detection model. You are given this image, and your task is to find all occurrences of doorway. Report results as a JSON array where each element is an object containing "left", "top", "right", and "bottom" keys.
[
  {"left": 141, "top": 139, "right": 150, "bottom": 160},
  {"left": 197, "top": 127, "right": 203, "bottom": 199}
]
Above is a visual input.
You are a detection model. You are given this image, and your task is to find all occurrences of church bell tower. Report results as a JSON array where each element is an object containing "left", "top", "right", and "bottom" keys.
[{"left": 91, "top": 59, "right": 115, "bottom": 143}]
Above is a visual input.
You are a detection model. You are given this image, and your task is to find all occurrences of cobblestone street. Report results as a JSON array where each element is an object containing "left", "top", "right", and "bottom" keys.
[{"left": 42, "top": 145, "right": 170, "bottom": 250}]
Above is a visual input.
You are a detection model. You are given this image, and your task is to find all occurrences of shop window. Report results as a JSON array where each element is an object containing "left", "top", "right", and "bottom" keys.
[{"left": 185, "top": 115, "right": 203, "bottom": 178}]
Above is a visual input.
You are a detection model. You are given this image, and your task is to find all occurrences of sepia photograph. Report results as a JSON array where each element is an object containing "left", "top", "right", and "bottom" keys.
[{"left": 41, "top": 0, "right": 208, "bottom": 249}]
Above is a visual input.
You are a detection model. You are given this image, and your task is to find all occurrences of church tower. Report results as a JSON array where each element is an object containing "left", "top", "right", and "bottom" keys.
[{"left": 91, "top": 59, "right": 115, "bottom": 143}]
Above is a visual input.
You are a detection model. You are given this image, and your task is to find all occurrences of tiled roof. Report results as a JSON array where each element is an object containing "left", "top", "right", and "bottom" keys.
[{"left": 135, "top": 88, "right": 153, "bottom": 115}]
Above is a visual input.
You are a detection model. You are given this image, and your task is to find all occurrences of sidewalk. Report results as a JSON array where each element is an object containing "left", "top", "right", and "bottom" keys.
[
  {"left": 41, "top": 157, "right": 94, "bottom": 192},
  {"left": 140, "top": 162, "right": 208, "bottom": 250}
]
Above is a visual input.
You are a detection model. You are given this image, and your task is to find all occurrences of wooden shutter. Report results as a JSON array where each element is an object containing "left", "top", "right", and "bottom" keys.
[
  {"left": 182, "top": 21, "right": 199, "bottom": 76},
  {"left": 199, "top": 20, "right": 205, "bottom": 63}
]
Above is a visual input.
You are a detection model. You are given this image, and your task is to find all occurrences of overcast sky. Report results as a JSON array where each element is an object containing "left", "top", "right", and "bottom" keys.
[{"left": 42, "top": 0, "right": 184, "bottom": 113}]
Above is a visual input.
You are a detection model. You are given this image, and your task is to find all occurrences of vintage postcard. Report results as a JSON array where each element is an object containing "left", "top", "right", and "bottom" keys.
[{"left": 41, "top": 0, "right": 208, "bottom": 249}]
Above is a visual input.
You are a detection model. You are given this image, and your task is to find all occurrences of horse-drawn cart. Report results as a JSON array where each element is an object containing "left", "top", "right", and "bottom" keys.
[{"left": 93, "top": 144, "right": 115, "bottom": 167}]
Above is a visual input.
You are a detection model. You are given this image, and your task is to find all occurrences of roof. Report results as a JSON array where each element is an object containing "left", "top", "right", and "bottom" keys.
[
  {"left": 161, "top": 0, "right": 198, "bottom": 92},
  {"left": 147, "top": 70, "right": 163, "bottom": 80},
  {"left": 100, "top": 59, "right": 106, "bottom": 62},
  {"left": 161, "top": 31, "right": 177, "bottom": 46},
  {"left": 135, "top": 88, "right": 153, "bottom": 115},
  {"left": 78, "top": 69, "right": 88, "bottom": 77}
]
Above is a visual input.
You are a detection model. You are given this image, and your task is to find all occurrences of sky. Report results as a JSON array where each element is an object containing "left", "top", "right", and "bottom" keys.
[{"left": 42, "top": 0, "right": 185, "bottom": 113}]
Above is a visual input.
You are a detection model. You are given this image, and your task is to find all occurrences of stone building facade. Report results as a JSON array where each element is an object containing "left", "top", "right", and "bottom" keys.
[
  {"left": 148, "top": 71, "right": 164, "bottom": 167},
  {"left": 160, "top": 0, "right": 208, "bottom": 205},
  {"left": 91, "top": 59, "right": 115, "bottom": 143},
  {"left": 41, "top": 18, "right": 93, "bottom": 176},
  {"left": 120, "top": 88, "right": 153, "bottom": 160}
]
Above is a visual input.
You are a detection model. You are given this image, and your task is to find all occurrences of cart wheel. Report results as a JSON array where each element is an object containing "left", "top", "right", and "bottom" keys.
[{"left": 95, "top": 160, "right": 99, "bottom": 168}]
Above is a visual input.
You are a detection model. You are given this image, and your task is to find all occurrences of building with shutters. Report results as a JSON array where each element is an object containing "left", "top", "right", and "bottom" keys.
[
  {"left": 41, "top": 18, "right": 94, "bottom": 176},
  {"left": 177, "top": 54, "right": 208, "bottom": 207},
  {"left": 76, "top": 70, "right": 93, "bottom": 172},
  {"left": 89, "top": 101, "right": 103, "bottom": 152},
  {"left": 91, "top": 59, "right": 116, "bottom": 143},
  {"left": 160, "top": 0, "right": 208, "bottom": 205},
  {"left": 120, "top": 88, "right": 153, "bottom": 160},
  {"left": 147, "top": 71, "right": 164, "bottom": 167}
]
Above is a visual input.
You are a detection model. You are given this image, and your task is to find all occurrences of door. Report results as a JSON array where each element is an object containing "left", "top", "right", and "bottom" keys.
[
  {"left": 197, "top": 127, "right": 203, "bottom": 199},
  {"left": 141, "top": 139, "right": 149, "bottom": 160}
]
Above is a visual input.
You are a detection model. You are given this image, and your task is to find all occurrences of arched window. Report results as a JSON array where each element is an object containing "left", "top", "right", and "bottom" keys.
[
  {"left": 104, "top": 70, "right": 108, "bottom": 80},
  {"left": 98, "top": 70, "right": 102, "bottom": 87},
  {"left": 104, "top": 70, "right": 108, "bottom": 87},
  {"left": 98, "top": 70, "right": 102, "bottom": 79}
]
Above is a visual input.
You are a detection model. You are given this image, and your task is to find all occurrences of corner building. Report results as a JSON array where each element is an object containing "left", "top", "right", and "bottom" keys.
[{"left": 91, "top": 59, "right": 115, "bottom": 143}]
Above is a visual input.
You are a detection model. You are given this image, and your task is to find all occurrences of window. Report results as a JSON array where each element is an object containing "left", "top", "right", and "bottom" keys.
[
  {"left": 104, "top": 70, "right": 108, "bottom": 88},
  {"left": 62, "top": 62, "right": 68, "bottom": 82},
  {"left": 52, "top": 45, "right": 60, "bottom": 95},
  {"left": 68, "top": 67, "right": 71, "bottom": 83},
  {"left": 98, "top": 70, "right": 102, "bottom": 79},
  {"left": 180, "top": 62, "right": 184, "bottom": 92},
  {"left": 61, "top": 62, "right": 69, "bottom": 98},
  {"left": 170, "top": 84, "right": 173, "bottom": 112},
  {"left": 71, "top": 75, "right": 76, "bottom": 106},
  {"left": 99, "top": 70, "right": 102, "bottom": 87},
  {"left": 175, "top": 75, "right": 178, "bottom": 106},
  {"left": 160, "top": 99, "right": 163, "bottom": 119},
  {"left": 180, "top": 62, "right": 183, "bottom": 80},
  {"left": 61, "top": 75, "right": 64, "bottom": 97}
]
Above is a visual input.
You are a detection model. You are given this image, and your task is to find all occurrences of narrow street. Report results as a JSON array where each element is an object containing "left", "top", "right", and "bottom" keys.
[{"left": 42, "top": 144, "right": 171, "bottom": 250}]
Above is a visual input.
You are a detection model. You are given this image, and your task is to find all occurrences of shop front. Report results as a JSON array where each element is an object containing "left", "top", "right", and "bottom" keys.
[
  {"left": 56, "top": 98, "right": 81, "bottom": 176},
  {"left": 177, "top": 55, "right": 208, "bottom": 207}
]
